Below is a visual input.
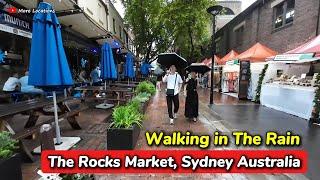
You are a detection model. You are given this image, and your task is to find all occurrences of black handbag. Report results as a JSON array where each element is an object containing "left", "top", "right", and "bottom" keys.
[{"left": 166, "top": 74, "right": 177, "bottom": 96}]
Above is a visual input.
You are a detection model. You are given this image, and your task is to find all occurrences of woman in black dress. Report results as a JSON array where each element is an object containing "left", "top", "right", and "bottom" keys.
[{"left": 185, "top": 71, "right": 199, "bottom": 122}]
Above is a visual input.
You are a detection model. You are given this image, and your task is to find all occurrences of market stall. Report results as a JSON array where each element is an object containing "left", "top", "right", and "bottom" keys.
[
  {"left": 221, "top": 43, "right": 277, "bottom": 99},
  {"left": 221, "top": 60, "right": 239, "bottom": 93},
  {"left": 261, "top": 83, "right": 315, "bottom": 119},
  {"left": 200, "top": 56, "right": 221, "bottom": 88},
  {"left": 220, "top": 50, "right": 239, "bottom": 94},
  {"left": 260, "top": 35, "right": 320, "bottom": 120}
]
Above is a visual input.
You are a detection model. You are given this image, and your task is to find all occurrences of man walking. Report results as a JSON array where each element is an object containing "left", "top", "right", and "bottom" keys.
[{"left": 163, "top": 65, "right": 183, "bottom": 125}]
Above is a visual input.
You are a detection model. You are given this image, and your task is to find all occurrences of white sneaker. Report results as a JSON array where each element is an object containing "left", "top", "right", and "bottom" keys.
[
  {"left": 173, "top": 113, "right": 177, "bottom": 119},
  {"left": 170, "top": 118, "right": 174, "bottom": 125}
]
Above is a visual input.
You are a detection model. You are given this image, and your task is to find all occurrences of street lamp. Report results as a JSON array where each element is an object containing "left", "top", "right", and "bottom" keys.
[{"left": 207, "top": 5, "right": 223, "bottom": 106}]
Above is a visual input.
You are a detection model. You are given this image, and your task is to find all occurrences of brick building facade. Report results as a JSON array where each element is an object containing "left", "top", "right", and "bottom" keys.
[{"left": 216, "top": 0, "right": 320, "bottom": 56}]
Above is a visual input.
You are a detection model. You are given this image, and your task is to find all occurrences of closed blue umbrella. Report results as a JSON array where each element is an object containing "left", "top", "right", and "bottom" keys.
[
  {"left": 124, "top": 53, "right": 135, "bottom": 79},
  {"left": 28, "top": 2, "right": 73, "bottom": 145},
  {"left": 100, "top": 43, "right": 117, "bottom": 80},
  {"left": 100, "top": 43, "right": 117, "bottom": 89},
  {"left": 140, "top": 61, "right": 152, "bottom": 76}
]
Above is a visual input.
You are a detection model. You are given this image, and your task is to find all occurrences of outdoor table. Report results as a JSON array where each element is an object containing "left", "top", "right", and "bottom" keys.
[
  {"left": 0, "top": 97, "right": 82, "bottom": 161},
  {"left": 260, "top": 83, "right": 315, "bottom": 120},
  {"left": 75, "top": 86, "right": 133, "bottom": 103},
  {"left": 115, "top": 81, "right": 140, "bottom": 84},
  {"left": 109, "top": 83, "right": 138, "bottom": 89}
]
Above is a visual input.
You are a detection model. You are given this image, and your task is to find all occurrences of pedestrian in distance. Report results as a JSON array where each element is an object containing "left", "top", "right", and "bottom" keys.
[
  {"left": 90, "top": 66, "right": 102, "bottom": 86},
  {"left": 184, "top": 71, "right": 199, "bottom": 122},
  {"left": 163, "top": 65, "right": 183, "bottom": 125}
]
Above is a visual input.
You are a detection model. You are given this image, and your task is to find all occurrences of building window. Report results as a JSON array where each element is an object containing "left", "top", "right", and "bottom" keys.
[
  {"left": 119, "top": 26, "right": 122, "bottom": 38},
  {"left": 113, "top": 18, "right": 116, "bottom": 34},
  {"left": 273, "top": 0, "right": 295, "bottom": 29},
  {"left": 235, "top": 25, "right": 244, "bottom": 46}
]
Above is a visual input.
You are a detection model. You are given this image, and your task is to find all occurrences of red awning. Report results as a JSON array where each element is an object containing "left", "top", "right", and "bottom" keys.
[
  {"left": 236, "top": 43, "right": 277, "bottom": 62},
  {"left": 219, "top": 50, "right": 239, "bottom": 65},
  {"left": 206, "top": 55, "right": 221, "bottom": 66},
  {"left": 286, "top": 35, "right": 320, "bottom": 57}
]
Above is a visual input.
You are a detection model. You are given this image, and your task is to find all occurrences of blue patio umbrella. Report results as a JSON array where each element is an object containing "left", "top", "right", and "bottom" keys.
[
  {"left": 0, "top": 49, "right": 4, "bottom": 64},
  {"left": 28, "top": 2, "right": 73, "bottom": 145},
  {"left": 124, "top": 53, "right": 135, "bottom": 79},
  {"left": 100, "top": 43, "right": 117, "bottom": 89},
  {"left": 140, "top": 61, "right": 152, "bottom": 76}
]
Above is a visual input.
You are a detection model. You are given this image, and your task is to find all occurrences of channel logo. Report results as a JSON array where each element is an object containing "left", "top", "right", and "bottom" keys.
[{"left": 7, "top": 7, "right": 17, "bottom": 13}]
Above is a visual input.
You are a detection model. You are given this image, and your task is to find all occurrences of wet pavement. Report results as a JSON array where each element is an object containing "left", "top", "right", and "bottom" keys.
[
  {"left": 207, "top": 92, "right": 320, "bottom": 180},
  {"left": 96, "top": 89, "right": 310, "bottom": 180}
]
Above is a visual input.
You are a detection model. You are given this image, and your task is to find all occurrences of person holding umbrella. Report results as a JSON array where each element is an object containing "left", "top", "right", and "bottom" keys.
[
  {"left": 184, "top": 71, "right": 199, "bottom": 122},
  {"left": 163, "top": 65, "right": 183, "bottom": 125},
  {"left": 184, "top": 63, "right": 211, "bottom": 122}
]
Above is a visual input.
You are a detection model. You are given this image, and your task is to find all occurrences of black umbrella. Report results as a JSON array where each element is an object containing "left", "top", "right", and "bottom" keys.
[
  {"left": 157, "top": 53, "right": 188, "bottom": 69},
  {"left": 185, "top": 63, "right": 211, "bottom": 74}
]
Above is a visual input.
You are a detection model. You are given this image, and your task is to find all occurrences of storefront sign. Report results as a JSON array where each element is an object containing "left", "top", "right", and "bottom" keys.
[
  {"left": 0, "top": 12, "right": 32, "bottom": 38},
  {"left": 226, "top": 59, "right": 239, "bottom": 65},
  {"left": 274, "top": 53, "right": 315, "bottom": 61}
]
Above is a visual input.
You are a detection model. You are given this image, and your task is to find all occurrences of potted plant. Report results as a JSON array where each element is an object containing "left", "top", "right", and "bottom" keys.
[
  {"left": 107, "top": 103, "right": 143, "bottom": 150},
  {"left": 0, "top": 131, "right": 21, "bottom": 180}
]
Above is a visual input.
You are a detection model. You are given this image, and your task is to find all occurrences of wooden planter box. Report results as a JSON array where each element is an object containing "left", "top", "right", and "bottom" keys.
[
  {"left": 107, "top": 124, "right": 141, "bottom": 150},
  {"left": 0, "top": 154, "right": 22, "bottom": 180}
]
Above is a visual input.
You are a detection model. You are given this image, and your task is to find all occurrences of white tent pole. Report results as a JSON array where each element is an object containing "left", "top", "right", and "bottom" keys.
[
  {"left": 104, "top": 80, "right": 107, "bottom": 90},
  {"left": 53, "top": 91, "right": 62, "bottom": 145}
]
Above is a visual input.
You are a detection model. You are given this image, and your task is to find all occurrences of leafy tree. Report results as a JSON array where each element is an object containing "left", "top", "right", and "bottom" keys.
[
  {"left": 122, "top": 0, "right": 215, "bottom": 63},
  {"left": 162, "top": 0, "right": 215, "bottom": 62},
  {"left": 122, "top": 0, "right": 172, "bottom": 62}
]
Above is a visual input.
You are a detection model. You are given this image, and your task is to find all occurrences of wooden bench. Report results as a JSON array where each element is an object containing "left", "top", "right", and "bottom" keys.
[{"left": 0, "top": 98, "right": 86, "bottom": 162}]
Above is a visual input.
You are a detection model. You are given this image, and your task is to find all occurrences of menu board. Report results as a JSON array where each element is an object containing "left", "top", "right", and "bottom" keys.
[{"left": 238, "top": 60, "right": 250, "bottom": 99}]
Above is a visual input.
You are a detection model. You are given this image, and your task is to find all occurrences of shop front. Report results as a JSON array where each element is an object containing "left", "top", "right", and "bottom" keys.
[{"left": 0, "top": 10, "right": 32, "bottom": 86}]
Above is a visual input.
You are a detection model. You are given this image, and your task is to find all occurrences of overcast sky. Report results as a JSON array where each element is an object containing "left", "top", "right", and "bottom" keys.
[
  {"left": 113, "top": 0, "right": 257, "bottom": 19},
  {"left": 242, "top": 0, "right": 257, "bottom": 10}
]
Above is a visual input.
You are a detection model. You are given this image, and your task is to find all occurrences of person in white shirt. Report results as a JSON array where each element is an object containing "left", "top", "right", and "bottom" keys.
[
  {"left": 3, "top": 72, "right": 21, "bottom": 92},
  {"left": 19, "top": 71, "right": 43, "bottom": 94},
  {"left": 163, "top": 65, "right": 183, "bottom": 125}
]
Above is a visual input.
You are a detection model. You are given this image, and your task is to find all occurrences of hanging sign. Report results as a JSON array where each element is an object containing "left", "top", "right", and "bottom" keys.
[
  {"left": 274, "top": 53, "right": 315, "bottom": 61},
  {"left": 0, "top": 11, "right": 32, "bottom": 38},
  {"left": 226, "top": 59, "right": 239, "bottom": 65}
]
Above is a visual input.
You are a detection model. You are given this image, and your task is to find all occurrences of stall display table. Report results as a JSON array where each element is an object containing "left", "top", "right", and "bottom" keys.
[{"left": 260, "top": 83, "right": 315, "bottom": 120}]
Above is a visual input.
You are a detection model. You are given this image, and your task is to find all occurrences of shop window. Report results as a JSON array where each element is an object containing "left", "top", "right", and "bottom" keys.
[
  {"left": 273, "top": 0, "right": 295, "bottom": 29},
  {"left": 113, "top": 18, "right": 116, "bottom": 34}
]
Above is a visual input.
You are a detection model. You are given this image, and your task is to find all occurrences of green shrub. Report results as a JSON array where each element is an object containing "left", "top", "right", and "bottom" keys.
[
  {"left": 128, "top": 99, "right": 141, "bottom": 111},
  {"left": 133, "top": 92, "right": 151, "bottom": 103},
  {"left": 135, "top": 81, "right": 156, "bottom": 95},
  {"left": 110, "top": 105, "right": 143, "bottom": 129},
  {"left": 0, "top": 131, "right": 18, "bottom": 159}
]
